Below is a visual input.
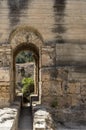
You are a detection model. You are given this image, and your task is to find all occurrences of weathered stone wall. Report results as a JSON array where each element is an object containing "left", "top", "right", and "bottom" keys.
[
  {"left": 41, "top": 44, "right": 86, "bottom": 108},
  {"left": 0, "top": 0, "right": 86, "bottom": 123},
  {"left": 0, "top": 0, "right": 86, "bottom": 45},
  {"left": 0, "top": 46, "right": 11, "bottom": 107},
  {"left": 41, "top": 44, "right": 86, "bottom": 122}
]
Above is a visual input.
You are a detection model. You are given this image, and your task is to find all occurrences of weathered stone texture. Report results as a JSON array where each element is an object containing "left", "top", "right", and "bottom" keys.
[
  {"left": 0, "top": 0, "right": 86, "bottom": 44},
  {"left": 33, "top": 109, "right": 55, "bottom": 130},
  {"left": 67, "top": 82, "right": 80, "bottom": 94},
  {"left": 41, "top": 46, "right": 56, "bottom": 67},
  {"left": 0, "top": 0, "right": 86, "bottom": 124},
  {"left": 41, "top": 68, "right": 57, "bottom": 81},
  {"left": 0, "top": 82, "right": 10, "bottom": 107},
  {"left": 0, "top": 97, "right": 21, "bottom": 130},
  {"left": 0, "top": 47, "right": 11, "bottom": 107},
  {"left": 56, "top": 44, "right": 86, "bottom": 66},
  {"left": 81, "top": 83, "right": 86, "bottom": 96}
]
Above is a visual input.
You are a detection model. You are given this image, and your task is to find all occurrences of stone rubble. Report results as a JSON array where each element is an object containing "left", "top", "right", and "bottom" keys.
[
  {"left": 0, "top": 97, "right": 21, "bottom": 130},
  {"left": 33, "top": 109, "right": 56, "bottom": 130}
]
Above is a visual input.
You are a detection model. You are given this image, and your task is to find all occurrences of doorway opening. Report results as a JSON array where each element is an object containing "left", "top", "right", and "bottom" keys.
[
  {"left": 12, "top": 43, "right": 40, "bottom": 106},
  {"left": 16, "top": 50, "right": 35, "bottom": 105},
  {"left": 9, "top": 26, "right": 43, "bottom": 106}
]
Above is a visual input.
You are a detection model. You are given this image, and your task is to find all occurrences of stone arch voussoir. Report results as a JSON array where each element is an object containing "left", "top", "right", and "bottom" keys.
[{"left": 9, "top": 26, "right": 44, "bottom": 50}]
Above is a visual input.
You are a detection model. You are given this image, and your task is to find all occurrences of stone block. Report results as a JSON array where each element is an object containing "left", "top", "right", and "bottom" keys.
[
  {"left": 42, "top": 80, "right": 63, "bottom": 97},
  {"left": 81, "top": 96, "right": 86, "bottom": 105},
  {"left": 0, "top": 69, "right": 10, "bottom": 81},
  {"left": 49, "top": 81, "right": 63, "bottom": 96},
  {"left": 68, "top": 70, "right": 86, "bottom": 82},
  {"left": 41, "top": 68, "right": 57, "bottom": 81},
  {"left": 42, "top": 92, "right": 72, "bottom": 109},
  {"left": 0, "top": 82, "right": 10, "bottom": 105},
  {"left": 56, "top": 68, "right": 68, "bottom": 81},
  {"left": 41, "top": 69, "right": 51, "bottom": 81},
  {"left": 56, "top": 44, "right": 86, "bottom": 66},
  {"left": 67, "top": 82, "right": 80, "bottom": 94},
  {"left": 3, "top": 93, "right": 10, "bottom": 98},
  {"left": 71, "top": 94, "right": 81, "bottom": 106},
  {"left": 42, "top": 96, "right": 54, "bottom": 106},
  {"left": 57, "top": 95, "right": 72, "bottom": 108},
  {"left": 1, "top": 86, "right": 7, "bottom": 92},
  {"left": 41, "top": 46, "right": 55, "bottom": 67},
  {"left": 0, "top": 98, "right": 10, "bottom": 107},
  {"left": 42, "top": 82, "right": 50, "bottom": 97},
  {"left": 81, "top": 83, "right": 86, "bottom": 96},
  {"left": 33, "top": 109, "right": 55, "bottom": 130}
]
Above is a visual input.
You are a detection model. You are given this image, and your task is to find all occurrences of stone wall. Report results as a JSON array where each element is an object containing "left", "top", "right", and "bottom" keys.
[
  {"left": 0, "top": 82, "right": 10, "bottom": 107},
  {"left": 41, "top": 43, "right": 86, "bottom": 107},
  {"left": 0, "top": 0, "right": 86, "bottom": 45},
  {"left": 0, "top": 0, "right": 86, "bottom": 123},
  {"left": 41, "top": 45, "right": 86, "bottom": 122},
  {"left": 0, "top": 46, "right": 11, "bottom": 107}
]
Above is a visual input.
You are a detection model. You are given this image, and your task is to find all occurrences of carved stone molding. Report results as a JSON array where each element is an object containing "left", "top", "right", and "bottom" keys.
[{"left": 9, "top": 26, "right": 44, "bottom": 50}]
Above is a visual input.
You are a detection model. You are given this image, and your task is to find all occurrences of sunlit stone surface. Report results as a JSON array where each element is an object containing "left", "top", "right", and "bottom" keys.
[
  {"left": 0, "top": 0, "right": 86, "bottom": 44},
  {"left": 0, "top": 0, "right": 86, "bottom": 127}
]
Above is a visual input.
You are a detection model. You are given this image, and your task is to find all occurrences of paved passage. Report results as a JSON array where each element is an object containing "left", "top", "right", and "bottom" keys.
[{"left": 18, "top": 106, "right": 33, "bottom": 130}]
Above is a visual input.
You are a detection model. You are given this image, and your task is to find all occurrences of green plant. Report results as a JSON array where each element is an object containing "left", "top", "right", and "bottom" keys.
[
  {"left": 16, "top": 51, "right": 34, "bottom": 63},
  {"left": 22, "top": 77, "right": 34, "bottom": 98}
]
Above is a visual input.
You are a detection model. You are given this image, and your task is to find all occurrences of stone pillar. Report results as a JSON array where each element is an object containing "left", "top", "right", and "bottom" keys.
[
  {"left": 0, "top": 45, "right": 11, "bottom": 107},
  {"left": 41, "top": 46, "right": 56, "bottom": 106}
]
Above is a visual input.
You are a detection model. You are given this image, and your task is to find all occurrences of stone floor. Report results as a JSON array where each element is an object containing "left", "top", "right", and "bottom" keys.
[{"left": 18, "top": 106, "right": 33, "bottom": 130}]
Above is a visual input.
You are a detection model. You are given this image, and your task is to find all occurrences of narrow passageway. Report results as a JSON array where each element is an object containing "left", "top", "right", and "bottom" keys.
[{"left": 18, "top": 106, "right": 33, "bottom": 130}]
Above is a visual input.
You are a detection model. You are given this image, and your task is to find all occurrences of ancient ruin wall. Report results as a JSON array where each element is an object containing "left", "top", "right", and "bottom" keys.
[
  {"left": 0, "top": 0, "right": 86, "bottom": 122},
  {"left": 0, "top": 46, "right": 11, "bottom": 107}
]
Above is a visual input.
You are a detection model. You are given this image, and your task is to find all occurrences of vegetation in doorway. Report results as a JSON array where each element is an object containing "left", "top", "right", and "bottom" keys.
[
  {"left": 22, "top": 77, "right": 34, "bottom": 102},
  {"left": 16, "top": 51, "right": 34, "bottom": 63}
]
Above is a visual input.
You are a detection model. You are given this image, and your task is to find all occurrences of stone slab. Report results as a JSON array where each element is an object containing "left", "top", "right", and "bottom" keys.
[{"left": 0, "top": 69, "right": 10, "bottom": 81}]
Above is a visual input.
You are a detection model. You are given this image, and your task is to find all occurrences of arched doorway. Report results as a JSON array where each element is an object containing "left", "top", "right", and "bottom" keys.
[
  {"left": 9, "top": 26, "right": 43, "bottom": 105},
  {"left": 15, "top": 50, "right": 35, "bottom": 103},
  {"left": 13, "top": 43, "right": 39, "bottom": 104}
]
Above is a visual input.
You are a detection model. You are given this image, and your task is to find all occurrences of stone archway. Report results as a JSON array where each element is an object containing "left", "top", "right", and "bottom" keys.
[{"left": 9, "top": 26, "right": 43, "bottom": 104}]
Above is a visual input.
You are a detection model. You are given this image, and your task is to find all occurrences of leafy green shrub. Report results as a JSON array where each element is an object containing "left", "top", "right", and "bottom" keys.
[
  {"left": 22, "top": 78, "right": 34, "bottom": 98},
  {"left": 16, "top": 51, "right": 34, "bottom": 63}
]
